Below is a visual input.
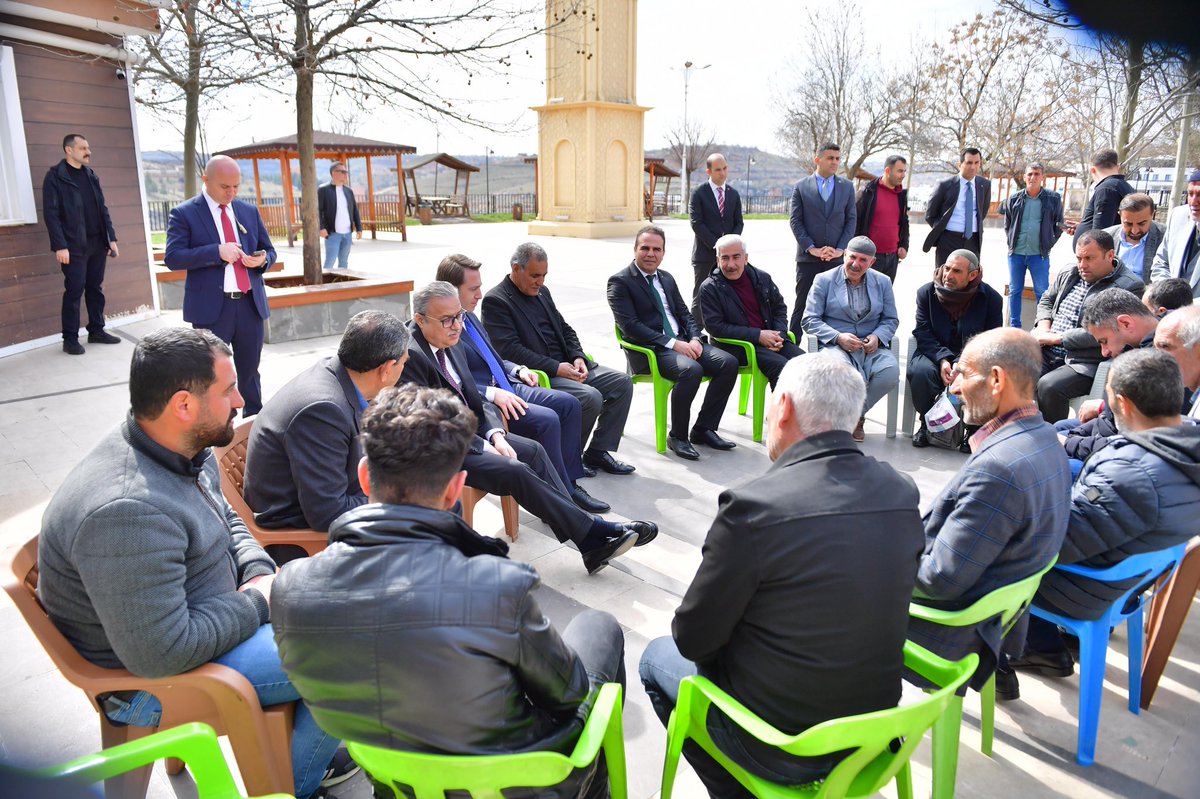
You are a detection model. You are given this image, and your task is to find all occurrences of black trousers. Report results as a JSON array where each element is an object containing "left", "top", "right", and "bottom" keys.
[
  {"left": 873, "top": 252, "right": 900, "bottom": 283},
  {"left": 61, "top": 239, "right": 109, "bottom": 339},
  {"left": 201, "top": 294, "right": 265, "bottom": 416},
  {"left": 627, "top": 344, "right": 739, "bottom": 437},
  {"left": 464, "top": 432, "right": 593, "bottom": 546},
  {"left": 1037, "top": 352, "right": 1094, "bottom": 424},
  {"left": 550, "top": 364, "right": 633, "bottom": 454},
  {"left": 716, "top": 340, "right": 805, "bottom": 388},
  {"left": 691, "top": 259, "right": 715, "bottom": 325},
  {"left": 906, "top": 352, "right": 949, "bottom": 418},
  {"left": 934, "top": 230, "right": 982, "bottom": 272},
  {"left": 789, "top": 260, "right": 838, "bottom": 338}
]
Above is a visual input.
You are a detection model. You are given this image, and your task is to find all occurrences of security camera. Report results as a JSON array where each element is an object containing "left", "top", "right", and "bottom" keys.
[{"left": 115, "top": 68, "right": 127, "bottom": 81}]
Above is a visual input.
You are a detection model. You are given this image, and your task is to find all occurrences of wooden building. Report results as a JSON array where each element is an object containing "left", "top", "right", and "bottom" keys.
[{"left": 0, "top": 0, "right": 160, "bottom": 352}]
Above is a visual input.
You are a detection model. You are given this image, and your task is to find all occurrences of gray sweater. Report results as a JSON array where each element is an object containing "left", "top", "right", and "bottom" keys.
[{"left": 37, "top": 414, "right": 274, "bottom": 678}]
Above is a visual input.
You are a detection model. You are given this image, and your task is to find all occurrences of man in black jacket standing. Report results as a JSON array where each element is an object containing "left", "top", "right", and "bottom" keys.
[
  {"left": 42, "top": 133, "right": 120, "bottom": 355},
  {"left": 1071, "top": 148, "right": 1133, "bottom": 246},
  {"left": 855, "top": 155, "right": 909, "bottom": 282},
  {"left": 689, "top": 153, "right": 743, "bottom": 322},
  {"left": 272, "top": 384, "right": 625, "bottom": 799},
  {"left": 640, "top": 355, "right": 924, "bottom": 796},
  {"left": 923, "top": 147, "right": 990, "bottom": 268},
  {"left": 317, "top": 162, "right": 362, "bottom": 269},
  {"left": 699, "top": 234, "right": 803, "bottom": 388}
]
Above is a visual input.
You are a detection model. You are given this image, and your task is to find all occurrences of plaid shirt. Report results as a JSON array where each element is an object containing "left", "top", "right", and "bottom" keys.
[
  {"left": 1046, "top": 279, "right": 1089, "bottom": 360},
  {"left": 968, "top": 402, "right": 1040, "bottom": 453}
]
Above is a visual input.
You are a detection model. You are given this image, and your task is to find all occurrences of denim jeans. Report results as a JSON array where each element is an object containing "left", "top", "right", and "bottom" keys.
[
  {"left": 102, "top": 625, "right": 339, "bottom": 799},
  {"left": 323, "top": 232, "right": 353, "bottom": 269},
  {"left": 639, "top": 637, "right": 832, "bottom": 798},
  {"left": 1007, "top": 254, "right": 1050, "bottom": 328}
]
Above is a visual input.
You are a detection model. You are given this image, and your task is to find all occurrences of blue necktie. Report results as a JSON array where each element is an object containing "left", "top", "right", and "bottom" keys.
[
  {"left": 963, "top": 180, "right": 974, "bottom": 238},
  {"left": 464, "top": 316, "right": 513, "bottom": 391},
  {"left": 819, "top": 176, "right": 831, "bottom": 202}
]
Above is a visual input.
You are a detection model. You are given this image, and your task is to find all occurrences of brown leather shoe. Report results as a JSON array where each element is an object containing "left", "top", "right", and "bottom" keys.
[{"left": 852, "top": 417, "right": 865, "bottom": 442}]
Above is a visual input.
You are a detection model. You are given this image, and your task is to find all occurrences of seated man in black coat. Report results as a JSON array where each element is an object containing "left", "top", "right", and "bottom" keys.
[
  {"left": 272, "top": 384, "right": 625, "bottom": 799},
  {"left": 400, "top": 281, "right": 656, "bottom": 575},
  {"left": 639, "top": 354, "right": 924, "bottom": 795},
  {"left": 245, "top": 310, "right": 409, "bottom": 532},
  {"left": 698, "top": 234, "right": 803, "bottom": 389},
  {"left": 609, "top": 225, "right": 740, "bottom": 461},
  {"left": 908, "top": 249, "right": 1003, "bottom": 448}
]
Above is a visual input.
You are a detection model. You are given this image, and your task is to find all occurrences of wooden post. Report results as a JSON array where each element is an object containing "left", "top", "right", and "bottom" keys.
[
  {"left": 462, "top": 170, "right": 471, "bottom": 216},
  {"left": 365, "top": 155, "right": 377, "bottom": 240},
  {"left": 281, "top": 153, "right": 297, "bottom": 247},
  {"left": 396, "top": 154, "right": 407, "bottom": 242}
]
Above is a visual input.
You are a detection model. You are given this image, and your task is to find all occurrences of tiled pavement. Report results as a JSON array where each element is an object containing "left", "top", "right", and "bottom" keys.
[{"left": 1, "top": 217, "right": 1197, "bottom": 798}]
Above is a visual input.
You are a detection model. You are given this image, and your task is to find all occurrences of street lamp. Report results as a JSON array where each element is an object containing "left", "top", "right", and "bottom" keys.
[
  {"left": 680, "top": 60, "right": 710, "bottom": 205},
  {"left": 746, "top": 154, "right": 756, "bottom": 213}
]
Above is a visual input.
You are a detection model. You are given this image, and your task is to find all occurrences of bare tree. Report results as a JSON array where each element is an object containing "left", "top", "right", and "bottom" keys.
[
  {"left": 891, "top": 42, "right": 941, "bottom": 188},
  {"left": 774, "top": 3, "right": 905, "bottom": 180},
  {"left": 129, "top": 1, "right": 277, "bottom": 197},
  {"left": 666, "top": 119, "right": 715, "bottom": 204},
  {"left": 223, "top": 0, "right": 562, "bottom": 284}
]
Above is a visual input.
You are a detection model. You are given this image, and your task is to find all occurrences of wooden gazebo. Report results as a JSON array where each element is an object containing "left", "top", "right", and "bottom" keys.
[
  {"left": 216, "top": 131, "right": 416, "bottom": 244},
  {"left": 401, "top": 153, "right": 480, "bottom": 217},
  {"left": 644, "top": 158, "right": 680, "bottom": 220}
]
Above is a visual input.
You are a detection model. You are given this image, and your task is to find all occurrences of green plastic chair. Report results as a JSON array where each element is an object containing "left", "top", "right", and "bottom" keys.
[
  {"left": 30, "top": 722, "right": 293, "bottom": 798},
  {"left": 348, "top": 682, "right": 626, "bottom": 799},
  {"left": 659, "top": 642, "right": 978, "bottom": 799},
  {"left": 711, "top": 332, "right": 798, "bottom": 442},
  {"left": 614, "top": 325, "right": 710, "bottom": 453},
  {"left": 908, "top": 556, "right": 1058, "bottom": 799}
]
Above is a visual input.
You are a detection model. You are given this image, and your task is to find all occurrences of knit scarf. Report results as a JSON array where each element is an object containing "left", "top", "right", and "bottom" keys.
[{"left": 933, "top": 267, "right": 982, "bottom": 322}]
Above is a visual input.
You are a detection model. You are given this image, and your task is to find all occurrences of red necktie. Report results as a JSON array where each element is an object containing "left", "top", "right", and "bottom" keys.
[
  {"left": 717, "top": 186, "right": 725, "bottom": 216},
  {"left": 219, "top": 204, "right": 251, "bottom": 292}
]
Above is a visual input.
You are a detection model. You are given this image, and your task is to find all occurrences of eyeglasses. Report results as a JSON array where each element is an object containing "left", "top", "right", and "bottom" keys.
[
  {"left": 422, "top": 311, "right": 465, "bottom": 329},
  {"left": 332, "top": 168, "right": 348, "bottom": 174}
]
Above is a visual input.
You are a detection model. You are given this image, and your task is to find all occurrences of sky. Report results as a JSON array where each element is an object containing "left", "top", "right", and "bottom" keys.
[{"left": 135, "top": 0, "right": 994, "bottom": 158}]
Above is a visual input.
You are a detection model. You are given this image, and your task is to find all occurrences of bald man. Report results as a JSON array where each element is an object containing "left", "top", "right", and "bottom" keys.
[{"left": 165, "top": 155, "right": 277, "bottom": 415}]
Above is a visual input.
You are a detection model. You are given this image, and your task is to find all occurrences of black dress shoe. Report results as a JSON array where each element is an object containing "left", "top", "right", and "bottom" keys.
[
  {"left": 912, "top": 426, "right": 929, "bottom": 448},
  {"left": 994, "top": 665, "right": 1020, "bottom": 702},
  {"left": 87, "top": 330, "right": 121, "bottom": 344},
  {"left": 616, "top": 520, "right": 658, "bottom": 546},
  {"left": 571, "top": 483, "right": 610, "bottom": 513},
  {"left": 667, "top": 435, "right": 700, "bottom": 460},
  {"left": 582, "top": 531, "right": 638, "bottom": 575},
  {"left": 580, "top": 462, "right": 597, "bottom": 479},
  {"left": 582, "top": 450, "right": 636, "bottom": 475},
  {"left": 690, "top": 428, "right": 736, "bottom": 450},
  {"left": 1007, "top": 649, "right": 1074, "bottom": 677},
  {"left": 63, "top": 340, "right": 85, "bottom": 355}
]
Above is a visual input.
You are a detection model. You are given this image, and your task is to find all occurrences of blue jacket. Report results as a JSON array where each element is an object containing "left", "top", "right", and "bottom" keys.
[
  {"left": 1002, "top": 188, "right": 1064, "bottom": 256},
  {"left": 1037, "top": 422, "right": 1200, "bottom": 619},
  {"left": 164, "top": 193, "right": 277, "bottom": 325},
  {"left": 801, "top": 267, "right": 898, "bottom": 347}
]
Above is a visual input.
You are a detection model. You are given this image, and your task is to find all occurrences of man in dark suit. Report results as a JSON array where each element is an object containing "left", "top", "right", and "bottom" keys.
[
  {"left": 698, "top": 233, "right": 803, "bottom": 388},
  {"left": 689, "top": 152, "right": 743, "bottom": 322},
  {"left": 165, "top": 155, "right": 276, "bottom": 416},
  {"left": 436, "top": 253, "right": 607, "bottom": 513},
  {"left": 788, "top": 142, "right": 857, "bottom": 337},
  {"left": 907, "top": 328, "right": 1072, "bottom": 701},
  {"left": 923, "top": 147, "right": 991, "bottom": 269},
  {"left": 317, "top": 161, "right": 362, "bottom": 270},
  {"left": 402, "top": 281, "right": 657, "bottom": 575},
  {"left": 482, "top": 243, "right": 636, "bottom": 477},
  {"left": 244, "top": 310, "right": 409, "bottom": 532},
  {"left": 640, "top": 355, "right": 924, "bottom": 795},
  {"left": 1071, "top": 147, "right": 1134, "bottom": 245},
  {"left": 608, "top": 225, "right": 740, "bottom": 460},
  {"left": 41, "top": 132, "right": 121, "bottom": 354}
]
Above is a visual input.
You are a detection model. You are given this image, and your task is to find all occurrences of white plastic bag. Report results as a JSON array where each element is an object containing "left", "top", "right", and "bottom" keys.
[{"left": 925, "top": 389, "right": 961, "bottom": 433}]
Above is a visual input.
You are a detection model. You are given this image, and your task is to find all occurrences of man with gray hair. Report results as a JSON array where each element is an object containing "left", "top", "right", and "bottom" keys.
[
  {"left": 802, "top": 235, "right": 900, "bottom": 441},
  {"left": 483, "top": 242, "right": 636, "bottom": 476},
  {"left": 640, "top": 354, "right": 924, "bottom": 795},
  {"left": 245, "top": 310, "right": 411, "bottom": 533},
  {"left": 698, "top": 233, "right": 803, "bottom": 388},
  {"left": 1002, "top": 162, "right": 1064, "bottom": 327},
  {"left": 908, "top": 328, "right": 1072, "bottom": 702},
  {"left": 1155, "top": 306, "right": 1200, "bottom": 418},
  {"left": 1103, "top": 192, "right": 1163, "bottom": 281}
]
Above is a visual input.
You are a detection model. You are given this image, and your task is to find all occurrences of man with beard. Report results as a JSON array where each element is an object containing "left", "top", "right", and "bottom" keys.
[
  {"left": 1150, "top": 169, "right": 1200, "bottom": 298},
  {"left": 907, "top": 328, "right": 1072, "bottom": 701},
  {"left": 698, "top": 234, "right": 804, "bottom": 389},
  {"left": 35, "top": 327, "right": 345, "bottom": 799},
  {"left": 1103, "top": 193, "right": 1163, "bottom": 281},
  {"left": 908, "top": 249, "right": 1003, "bottom": 449}
]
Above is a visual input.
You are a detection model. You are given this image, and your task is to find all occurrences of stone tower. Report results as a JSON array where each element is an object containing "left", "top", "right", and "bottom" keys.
[{"left": 528, "top": 0, "right": 648, "bottom": 238}]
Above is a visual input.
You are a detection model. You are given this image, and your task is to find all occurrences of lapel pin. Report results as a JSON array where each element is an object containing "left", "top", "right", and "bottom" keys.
[{"left": 237, "top": 220, "right": 248, "bottom": 234}]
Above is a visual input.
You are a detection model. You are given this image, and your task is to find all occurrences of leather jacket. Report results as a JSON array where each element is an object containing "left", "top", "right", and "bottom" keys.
[{"left": 271, "top": 503, "right": 592, "bottom": 756}]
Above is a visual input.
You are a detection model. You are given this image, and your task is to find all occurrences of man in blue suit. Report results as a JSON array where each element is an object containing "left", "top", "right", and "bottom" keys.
[
  {"left": 788, "top": 142, "right": 857, "bottom": 338},
  {"left": 436, "top": 253, "right": 609, "bottom": 513},
  {"left": 165, "top": 155, "right": 276, "bottom": 416}
]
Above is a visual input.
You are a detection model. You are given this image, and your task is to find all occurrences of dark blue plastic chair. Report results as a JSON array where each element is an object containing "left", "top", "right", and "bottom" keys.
[{"left": 1030, "top": 543, "right": 1188, "bottom": 766}]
